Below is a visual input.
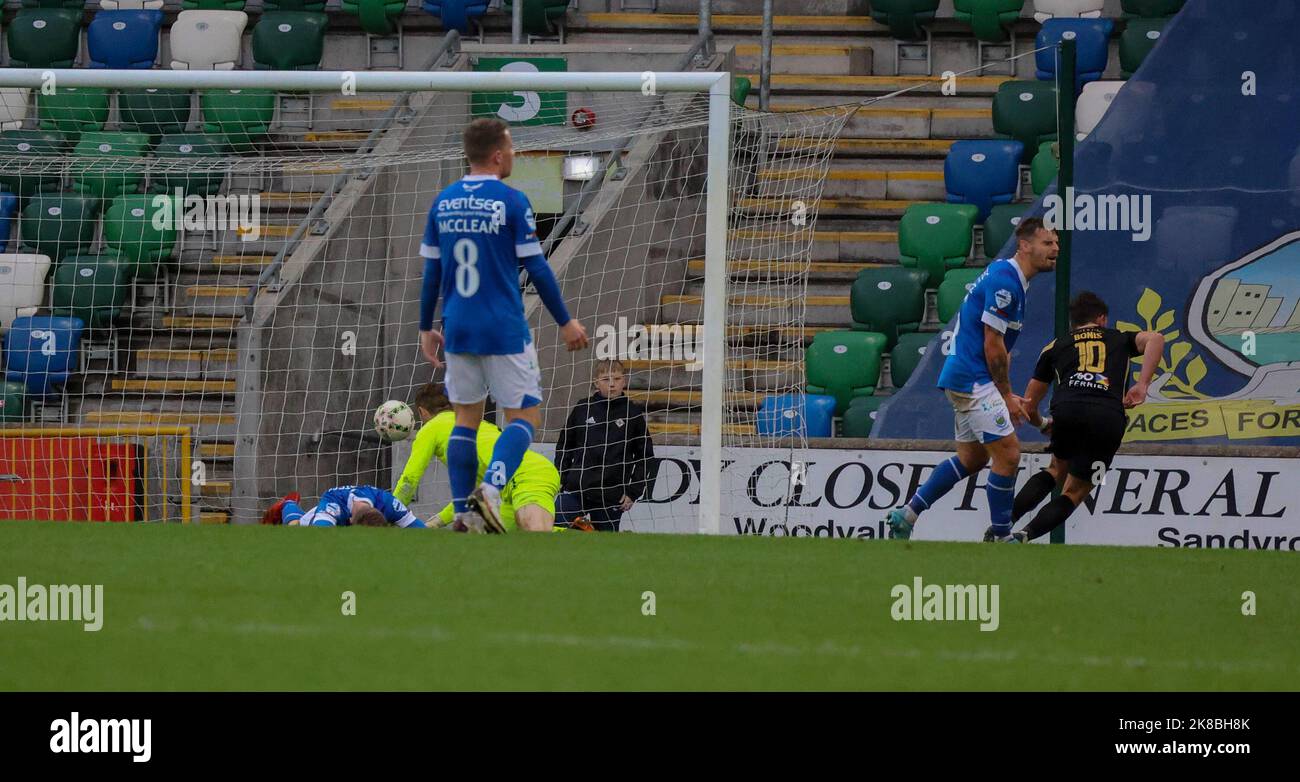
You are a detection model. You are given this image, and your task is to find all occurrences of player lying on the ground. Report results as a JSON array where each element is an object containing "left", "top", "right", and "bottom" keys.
[
  {"left": 417, "top": 117, "right": 589, "bottom": 534},
  {"left": 884, "top": 217, "right": 1059, "bottom": 542},
  {"left": 998, "top": 291, "right": 1164, "bottom": 542},
  {"left": 260, "top": 485, "right": 429, "bottom": 528},
  {"left": 394, "top": 382, "right": 574, "bottom": 533}
]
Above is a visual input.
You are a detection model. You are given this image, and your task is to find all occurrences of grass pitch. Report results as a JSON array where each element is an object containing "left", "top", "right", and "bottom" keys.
[{"left": 1, "top": 521, "right": 1296, "bottom": 690}]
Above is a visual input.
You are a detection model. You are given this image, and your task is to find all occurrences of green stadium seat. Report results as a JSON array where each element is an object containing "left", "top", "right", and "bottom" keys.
[
  {"left": 182, "top": 0, "right": 246, "bottom": 9},
  {"left": 840, "top": 395, "right": 886, "bottom": 438},
  {"left": 1030, "top": 141, "right": 1059, "bottom": 195},
  {"left": 20, "top": 193, "right": 101, "bottom": 261},
  {"left": 0, "top": 380, "right": 26, "bottom": 422},
  {"left": 102, "top": 194, "right": 178, "bottom": 278},
  {"left": 501, "top": 0, "right": 571, "bottom": 39},
  {"left": 201, "top": 90, "right": 276, "bottom": 152},
  {"left": 51, "top": 254, "right": 133, "bottom": 330},
  {"left": 983, "top": 202, "right": 1027, "bottom": 259},
  {"left": 340, "top": 0, "right": 404, "bottom": 36},
  {"left": 890, "top": 331, "right": 933, "bottom": 388},
  {"left": 897, "top": 203, "right": 980, "bottom": 289},
  {"left": 0, "top": 129, "right": 70, "bottom": 197},
  {"left": 869, "top": 0, "right": 941, "bottom": 40},
  {"left": 70, "top": 131, "right": 152, "bottom": 200},
  {"left": 252, "top": 11, "right": 329, "bottom": 70},
  {"left": 952, "top": 0, "right": 1025, "bottom": 43},
  {"left": 38, "top": 87, "right": 111, "bottom": 137},
  {"left": 6, "top": 9, "right": 82, "bottom": 68},
  {"left": 118, "top": 89, "right": 194, "bottom": 138},
  {"left": 804, "top": 330, "right": 888, "bottom": 415},
  {"left": 937, "top": 267, "right": 985, "bottom": 323},
  {"left": 1120, "top": 18, "right": 1167, "bottom": 78},
  {"left": 850, "top": 266, "right": 928, "bottom": 350},
  {"left": 732, "top": 76, "right": 752, "bottom": 107},
  {"left": 1121, "top": 0, "right": 1184, "bottom": 17},
  {"left": 992, "top": 80, "right": 1058, "bottom": 162},
  {"left": 150, "top": 134, "right": 229, "bottom": 197}
]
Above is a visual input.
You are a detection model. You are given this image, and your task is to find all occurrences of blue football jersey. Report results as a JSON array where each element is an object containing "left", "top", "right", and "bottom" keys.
[
  {"left": 420, "top": 175, "right": 543, "bottom": 355},
  {"left": 937, "top": 258, "right": 1029, "bottom": 393},
  {"left": 314, "top": 485, "right": 420, "bottom": 528}
]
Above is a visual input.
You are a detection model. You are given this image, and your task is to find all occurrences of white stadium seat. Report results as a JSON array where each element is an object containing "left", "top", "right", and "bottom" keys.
[
  {"left": 0, "top": 89, "right": 32, "bottom": 131},
  {"left": 1076, "top": 80, "right": 1125, "bottom": 140},
  {"left": 100, "top": 0, "right": 166, "bottom": 9},
  {"left": 1033, "top": 0, "right": 1106, "bottom": 23},
  {"left": 169, "top": 11, "right": 248, "bottom": 71},
  {"left": 0, "top": 254, "right": 52, "bottom": 332}
]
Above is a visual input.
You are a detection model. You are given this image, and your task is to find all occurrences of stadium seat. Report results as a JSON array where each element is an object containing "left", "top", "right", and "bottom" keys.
[
  {"left": 868, "top": 0, "right": 941, "bottom": 41},
  {"left": 889, "top": 332, "right": 933, "bottom": 389},
  {"left": 0, "top": 192, "right": 18, "bottom": 253},
  {"left": 1030, "top": 141, "right": 1059, "bottom": 194},
  {"left": 0, "top": 253, "right": 52, "bottom": 331},
  {"left": 182, "top": 0, "right": 246, "bottom": 8},
  {"left": 201, "top": 90, "right": 276, "bottom": 150},
  {"left": 20, "top": 193, "right": 101, "bottom": 262},
  {"left": 0, "top": 89, "right": 33, "bottom": 131},
  {"left": 952, "top": 0, "right": 1025, "bottom": 43},
  {"left": 850, "top": 266, "right": 928, "bottom": 350},
  {"left": 501, "top": 0, "right": 571, "bottom": 40},
  {"left": 992, "top": 80, "right": 1058, "bottom": 160},
  {"left": 944, "top": 140, "right": 1024, "bottom": 222},
  {"left": 3, "top": 315, "right": 84, "bottom": 397},
  {"left": 70, "top": 131, "right": 152, "bottom": 200},
  {"left": 118, "top": 89, "right": 193, "bottom": 137},
  {"left": 1035, "top": 19, "right": 1115, "bottom": 91},
  {"left": 0, "top": 381, "right": 25, "bottom": 422},
  {"left": 840, "top": 395, "right": 885, "bottom": 438},
  {"left": 150, "top": 134, "right": 229, "bottom": 197},
  {"left": 102, "top": 195, "right": 178, "bottom": 277},
  {"left": 1032, "top": 0, "right": 1104, "bottom": 23},
  {"left": 755, "top": 393, "right": 837, "bottom": 438},
  {"left": 1076, "top": 80, "right": 1124, "bottom": 140},
  {"left": 252, "top": 12, "right": 329, "bottom": 71},
  {"left": 87, "top": 10, "right": 163, "bottom": 69},
  {"left": 0, "top": 129, "right": 70, "bottom": 196},
  {"left": 1120, "top": 18, "right": 1167, "bottom": 77},
  {"left": 983, "top": 203, "right": 1028, "bottom": 259},
  {"left": 1121, "top": 0, "right": 1184, "bottom": 17},
  {"left": 100, "top": 0, "right": 166, "bottom": 9},
  {"left": 51, "top": 254, "right": 132, "bottom": 330},
  {"left": 38, "top": 87, "right": 111, "bottom": 136},
  {"left": 340, "top": 0, "right": 405, "bottom": 36},
  {"left": 732, "top": 76, "right": 752, "bottom": 107},
  {"left": 422, "top": 1, "right": 489, "bottom": 36},
  {"left": 170, "top": 10, "right": 247, "bottom": 70},
  {"left": 6, "top": 9, "right": 83, "bottom": 68},
  {"left": 936, "top": 267, "right": 985, "bottom": 323},
  {"left": 897, "top": 203, "right": 980, "bottom": 288},
  {"left": 804, "top": 330, "right": 888, "bottom": 415}
]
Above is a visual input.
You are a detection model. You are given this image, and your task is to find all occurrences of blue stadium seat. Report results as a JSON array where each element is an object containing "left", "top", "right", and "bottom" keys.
[
  {"left": 4, "top": 315, "right": 84, "bottom": 397},
  {"left": 0, "top": 192, "right": 18, "bottom": 252},
  {"left": 944, "top": 139, "right": 1024, "bottom": 221},
  {"left": 422, "top": 0, "right": 489, "bottom": 35},
  {"left": 1035, "top": 18, "right": 1115, "bottom": 91},
  {"left": 87, "top": 10, "right": 163, "bottom": 69},
  {"left": 755, "top": 394, "right": 837, "bottom": 438}
]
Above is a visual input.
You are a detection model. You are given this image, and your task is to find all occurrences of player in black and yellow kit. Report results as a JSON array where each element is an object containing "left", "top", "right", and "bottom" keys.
[{"left": 1005, "top": 292, "right": 1166, "bottom": 542}]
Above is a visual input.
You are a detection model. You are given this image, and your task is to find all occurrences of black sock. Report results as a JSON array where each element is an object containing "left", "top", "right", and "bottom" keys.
[
  {"left": 1012, "top": 470, "right": 1057, "bottom": 522},
  {"left": 1023, "top": 495, "right": 1077, "bottom": 541}
]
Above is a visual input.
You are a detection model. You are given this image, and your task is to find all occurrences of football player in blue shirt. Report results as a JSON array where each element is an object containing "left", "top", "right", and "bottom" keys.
[
  {"left": 417, "top": 118, "right": 588, "bottom": 533},
  {"left": 885, "top": 216, "right": 1058, "bottom": 541},
  {"left": 260, "top": 486, "right": 429, "bottom": 528}
]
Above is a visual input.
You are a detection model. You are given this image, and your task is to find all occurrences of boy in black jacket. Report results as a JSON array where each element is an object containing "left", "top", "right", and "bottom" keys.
[{"left": 555, "top": 360, "right": 657, "bottom": 532}]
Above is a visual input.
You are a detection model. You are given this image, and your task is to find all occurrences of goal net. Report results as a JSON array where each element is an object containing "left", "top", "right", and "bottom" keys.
[{"left": 0, "top": 67, "right": 852, "bottom": 532}]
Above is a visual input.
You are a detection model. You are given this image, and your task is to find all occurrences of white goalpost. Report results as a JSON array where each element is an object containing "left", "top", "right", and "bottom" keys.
[{"left": 0, "top": 64, "right": 850, "bottom": 532}]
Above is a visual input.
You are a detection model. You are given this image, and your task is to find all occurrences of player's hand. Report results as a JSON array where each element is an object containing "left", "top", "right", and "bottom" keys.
[
  {"left": 620, "top": 495, "right": 634, "bottom": 512},
  {"left": 560, "top": 319, "right": 589, "bottom": 351},
  {"left": 1004, "top": 393, "right": 1028, "bottom": 427},
  {"left": 1037, "top": 416, "right": 1053, "bottom": 435},
  {"left": 420, "top": 329, "right": 444, "bottom": 368},
  {"left": 1123, "top": 381, "right": 1149, "bottom": 409}
]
